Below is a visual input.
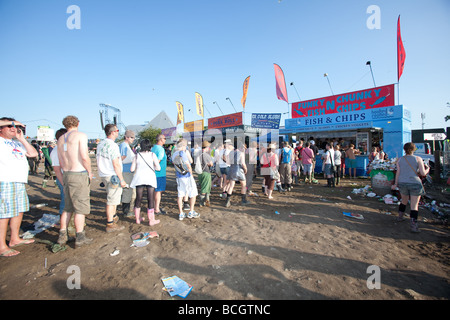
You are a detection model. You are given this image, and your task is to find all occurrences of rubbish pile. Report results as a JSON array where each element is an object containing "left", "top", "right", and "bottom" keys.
[
  {"left": 367, "top": 158, "right": 397, "bottom": 172},
  {"left": 422, "top": 200, "right": 449, "bottom": 224},
  {"left": 351, "top": 185, "right": 399, "bottom": 204}
]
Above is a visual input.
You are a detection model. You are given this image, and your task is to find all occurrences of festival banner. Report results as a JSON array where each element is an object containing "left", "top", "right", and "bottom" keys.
[
  {"left": 397, "top": 15, "right": 406, "bottom": 81},
  {"left": 251, "top": 113, "right": 281, "bottom": 129},
  {"left": 161, "top": 127, "right": 177, "bottom": 137},
  {"left": 291, "top": 83, "right": 395, "bottom": 118},
  {"left": 208, "top": 112, "right": 243, "bottom": 129},
  {"left": 195, "top": 92, "right": 204, "bottom": 117},
  {"left": 184, "top": 119, "right": 204, "bottom": 133},
  {"left": 241, "top": 76, "right": 250, "bottom": 109},
  {"left": 274, "top": 63, "right": 288, "bottom": 103},
  {"left": 176, "top": 101, "right": 184, "bottom": 125}
]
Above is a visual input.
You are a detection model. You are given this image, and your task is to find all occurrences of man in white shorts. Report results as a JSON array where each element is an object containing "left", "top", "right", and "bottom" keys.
[{"left": 172, "top": 139, "right": 199, "bottom": 221}]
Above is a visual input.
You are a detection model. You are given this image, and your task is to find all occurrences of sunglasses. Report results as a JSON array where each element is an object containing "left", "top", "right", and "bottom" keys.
[{"left": 1, "top": 124, "right": 25, "bottom": 133}]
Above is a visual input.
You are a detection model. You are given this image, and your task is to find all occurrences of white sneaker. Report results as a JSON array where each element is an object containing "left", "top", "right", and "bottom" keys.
[
  {"left": 187, "top": 211, "right": 200, "bottom": 219},
  {"left": 179, "top": 212, "right": 186, "bottom": 221}
]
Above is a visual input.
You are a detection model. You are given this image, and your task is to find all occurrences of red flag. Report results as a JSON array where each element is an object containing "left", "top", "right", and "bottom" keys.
[
  {"left": 397, "top": 15, "right": 406, "bottom": 81},
  {"left": 274, "top": 63, "right": 288, "bottom": 103}
]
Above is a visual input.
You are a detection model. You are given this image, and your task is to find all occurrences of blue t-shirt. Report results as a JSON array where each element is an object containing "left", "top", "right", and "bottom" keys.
[
  {"left": 151, "top": 144, "right": 167, "bottom": 177},
  {"left": 119, "top": 142, "right": 134, "bottom": 173}
]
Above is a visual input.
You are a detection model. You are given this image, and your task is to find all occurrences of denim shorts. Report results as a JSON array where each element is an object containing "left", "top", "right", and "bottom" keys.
[
  {"left": 324, "top": 164, "right": 335, "bottom": 176},
  {"left": 155, "top": 176, "right": 166, "bottom": 192},
  {"left": 398, "top": 183, "right": 425, "bottom": 197},
  {"left": 220, "top": 166, "right": 230, "bottom": 176}
]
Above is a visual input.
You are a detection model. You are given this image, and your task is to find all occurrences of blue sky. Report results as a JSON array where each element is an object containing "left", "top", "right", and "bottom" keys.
[{"left": 1, "top": 0, "right": 449, "bottom": 139}]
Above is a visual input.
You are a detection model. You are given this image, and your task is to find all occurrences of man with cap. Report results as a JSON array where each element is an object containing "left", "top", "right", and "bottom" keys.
[
  {"left": 119, "top": 130, "right": 136, "bottom": 217},
  {"left": 96, "top": 124, "right": 127, "bottom": 232}
]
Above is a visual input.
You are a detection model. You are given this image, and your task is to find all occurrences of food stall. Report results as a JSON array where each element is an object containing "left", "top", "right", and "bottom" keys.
[{"left": 282, "top": 84, "right": 411, "bottom": 176}]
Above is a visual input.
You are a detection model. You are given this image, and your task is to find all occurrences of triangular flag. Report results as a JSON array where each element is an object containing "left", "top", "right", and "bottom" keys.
[{"left": 274, "top": 63, "right": 288, "bottom": 103}]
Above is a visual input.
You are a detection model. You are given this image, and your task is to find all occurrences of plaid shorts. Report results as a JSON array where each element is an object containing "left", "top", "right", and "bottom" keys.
[{"left": 0, "top": 182, "right": 29, "bottom": 219}]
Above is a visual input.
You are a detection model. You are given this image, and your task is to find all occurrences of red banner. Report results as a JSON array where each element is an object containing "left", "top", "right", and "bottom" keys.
[
  {"left": 397, "top": 15, "right": 406, "bottom": 81},
  {"left": 208, "top": 112, "right": 243, "bottom": 129},
  {"left": 291, "top": 84, "right": 395, "bottom": 118}
]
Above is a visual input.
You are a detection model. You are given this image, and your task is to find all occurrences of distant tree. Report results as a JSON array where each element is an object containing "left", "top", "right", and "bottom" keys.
[{"left": 137, "top": 126, "right": 161, "bottom": 144}]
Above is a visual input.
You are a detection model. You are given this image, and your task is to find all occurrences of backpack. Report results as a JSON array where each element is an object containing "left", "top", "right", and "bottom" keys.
[
  {"left": 194, "top": 153, "right": 206, "bottom": 175},
  {"left": 173, "top": 151, "right": 189, "bottom": 175},
  {"left": 281, "top": 148, "right": 291, "bottom": 164}
]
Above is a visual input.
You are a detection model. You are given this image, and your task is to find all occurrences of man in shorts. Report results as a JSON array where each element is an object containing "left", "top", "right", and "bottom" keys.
[
  {"left": 57, "top": 115, "right": 93, "bottom": 247},
  {"left": 96, "top": 124, "right": 127, "bottom": 232},
  {"left": 0, "top": 117, "right": 38, "bottom": 257},
  {"left": 151, "top": 134, "right": 168, "bottom": 214},
  {"left": 345, "top": 144, "right": 360, "bottom": 178},
  {"left": 172, "top": 139, "right": 199, "bottom": 221}
]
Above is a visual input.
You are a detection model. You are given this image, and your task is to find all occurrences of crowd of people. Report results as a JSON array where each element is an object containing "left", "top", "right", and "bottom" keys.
[{"left": 0, "top": 115, "right": 429, "bottom": 257}]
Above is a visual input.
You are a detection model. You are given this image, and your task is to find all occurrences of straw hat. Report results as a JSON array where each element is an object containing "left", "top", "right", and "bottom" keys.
[{"left": 202, "top": 140, "right": 211, "bottom": 148}]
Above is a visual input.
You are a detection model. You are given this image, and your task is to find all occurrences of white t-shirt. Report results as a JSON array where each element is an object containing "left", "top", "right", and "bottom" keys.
[
  {"left": 130, "top": 152, "right": 159, "bottom": 188},
  {"left": 325, "top": 149, "right": 335, "bottom": 165},
  {"left": 50, "top": 145, "right": 63, "bottom": 174},
  {"left": 0, "top": 137, "right": 29, "bottom": 183},
  {"left": 219, "top": 148, "right": 231, "bottom": 168},
  {"left": 96, "top": 138, "right": 122, "bottom": 177}
]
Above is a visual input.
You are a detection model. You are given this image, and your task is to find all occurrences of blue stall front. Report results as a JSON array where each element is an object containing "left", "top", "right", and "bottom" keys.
[{"left": 282, "top": 104, "right": 411, "bottom": 177}]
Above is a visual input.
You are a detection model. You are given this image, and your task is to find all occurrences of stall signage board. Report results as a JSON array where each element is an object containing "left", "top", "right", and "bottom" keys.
[
  {"left": 37, "top": 126, "right": 54, "bottom": 142},
  {"left": 251, "top": 113, "right": 281, "bottom": 129},
  {"left": 424, "top": 133, "right": 446, "bottom": 141},
  {"left": 291, "top": 84, "right": 395, "bottom": 118},
  {"left": 208, "top": 112, "right": 243, "bottom": 129},
  {"left": 184, "top": 120, "right": 204, "bottom": 133},
  {"left": 285, "top": 105, "right": 402, "bottom": 133}
]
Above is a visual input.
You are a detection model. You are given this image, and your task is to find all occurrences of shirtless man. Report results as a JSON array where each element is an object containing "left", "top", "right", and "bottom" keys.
[
  {"left": 345, "top": 143, "right": 360, "bottom": 179},
  {"left": 57, "top": 115, "right": 93, "bottom": 247}
]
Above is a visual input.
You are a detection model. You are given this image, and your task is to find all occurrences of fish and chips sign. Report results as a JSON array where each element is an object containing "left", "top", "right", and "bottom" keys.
[{"left": 291, "top": 84, "right": 395, "bottom": 118}]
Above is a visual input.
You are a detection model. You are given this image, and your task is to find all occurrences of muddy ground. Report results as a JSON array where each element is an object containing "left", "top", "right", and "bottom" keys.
[{"left": 0, "top": 156, "right": 449, "bottom": 301}]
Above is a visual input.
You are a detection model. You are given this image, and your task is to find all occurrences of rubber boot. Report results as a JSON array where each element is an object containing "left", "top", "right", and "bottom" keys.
[
  {"left": 331, "top": 177, "right": 336, "bottom": 188},
  {"left": 199, "top": 195, "right": 206, "bottom": 207},
  {"left": 225, "top": 193, "right": 232, "bottom": 207},
  {"left": 148, "top": 209, "right": 160, "bottom": 226},
  {"left": 241, "top": 193, "right": 249, "bottom": 205},
  {"left": 336, "top": 176, "right": 340, "bottom": 186},
  {"left": 135, "top": 207, "right": 143, "bottom": 224},
  {"left": 121, "top": 202, "right": 130, "bottom": 216}
]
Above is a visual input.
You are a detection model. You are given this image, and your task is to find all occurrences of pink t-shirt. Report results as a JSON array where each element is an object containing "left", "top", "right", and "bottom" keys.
[{"left": 301, "top": 147, "right": 314, "bottom": 165}]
